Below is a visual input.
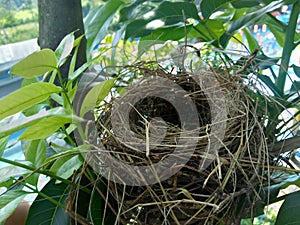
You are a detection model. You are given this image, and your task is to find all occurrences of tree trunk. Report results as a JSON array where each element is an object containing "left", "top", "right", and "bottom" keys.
[{"left": 38, "top": 0, "right": 87, "bottom": 81}]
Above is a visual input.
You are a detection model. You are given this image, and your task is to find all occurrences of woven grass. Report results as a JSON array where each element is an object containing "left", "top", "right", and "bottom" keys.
[{"left": 94, "top": 62, "right": 269, "bottom": 225}]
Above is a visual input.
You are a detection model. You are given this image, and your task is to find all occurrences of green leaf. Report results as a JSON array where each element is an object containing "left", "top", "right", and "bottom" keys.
[
  {"left": 200, "top": 0, "right": 232, "bottom": 19},
  {"left": 231, "top": 0, "right": 261, "bottom": 8},
  {"left": 80, "top": 78, "right": 115, "bottom": 117},
  {"left": 292, "top": 64, "right": 300, "bottom": 78},
  {"left": 119, "top": 0, "right": 150, "bottom": 22},
  {"left": 190, "top": 19, "right": 225, "bottom": 42},
  {"left": 220, "top": 1, "right": 285, "bottom": 47},
  {"left": 275, "top": 191, "right": 300, "bottom": 225},
  {"left": 23, "top": 139, "right": 47, "bottom": 185},
  {"left": 26, "top": 179, "right": 70, "bottom": 225},
  {"left": 84, "top": 0, "right": 124, "bottom": 57},
  {"left": 68, "top": 35, "right": 84, "bottom": 77},
  {"left": 11, "top": 49, "right": 57, "bottom": 78},
  {"left": 0, "top": 190, "right": 28, "bottom": 224},
  {"left": 290, "top": 80, "right": 300, "bottom": 92},
  {"left": 0, "top": 108, "right": 66, "bottom": 139},
  {"left": 258, "top": 74, "right": 282, "bottom": 97},
  {"left": 0, "top": 136, "right": 9, "bottom": 157},
  {"left": 125, "top": 1, "right": 199, "bottom": 39},
  {"left": 255, "top": 54, "right": 280, "bottom": 70},
  {"left": 50, "top": 155, "right": 82, "bottom": 181},
  {"left": 55, "top": 32, "right": 75, "bottom": 66},
  {"left": 0, "top": 164, "right": 30, "bottom": 183},
  {"left": 0, "top": 82, "right": 61, "bottom": 121},
  {"left": 89, "top": 189, "right": 105, "bottom": 225},
  {"left": 19, "top": 116, "right": 72, "bottom": 140},
  {"left": 243, "top": 27, "right": 259, "bottom": 52}
]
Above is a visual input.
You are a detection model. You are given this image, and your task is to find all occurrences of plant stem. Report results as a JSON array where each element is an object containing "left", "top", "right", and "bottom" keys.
[
  {"left": 276, "top": 0, "right": 300, "bottom": 92},
  {"left": 0, "top": 157, "right": 72, "bottom": 185}
]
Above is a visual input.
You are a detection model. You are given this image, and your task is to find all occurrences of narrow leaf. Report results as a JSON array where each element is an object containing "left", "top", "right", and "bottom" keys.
[
  {"left": 84, "top": 0, "right": 124, "bottom": 56},
  {"left": 220, "top": 1, "right": 285, "bottom": 46},
  {"left": 0, "top": 82, "right": 61, "bottom": 121},
  {"left": 80, "top": 79, "right": 115, "bottom": 117},
  {"left": 11, "top": 49, "right": 57, "bottom": 78},
  {"left": 0, "top": 136, "right": 9, "bottom": 157},
  {"left": 243, "top": 27, "right": 259, "bottom": 52},
  {"left": 55, "top": 32, "right": 75, "bottom": 66}
]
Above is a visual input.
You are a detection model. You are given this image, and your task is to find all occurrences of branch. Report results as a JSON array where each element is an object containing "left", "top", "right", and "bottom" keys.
[{"left": 269, "top": 136, "right": 300, "bottom": 154}]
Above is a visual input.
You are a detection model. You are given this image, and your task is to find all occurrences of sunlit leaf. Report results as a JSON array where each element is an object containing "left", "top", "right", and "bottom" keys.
[
  {"left": 50, "top": 155, "right": 82, "bottom": 181},
  {"left": 0, "top": 82, "right": 61, "bottom": 121},
  {"left": 200, "top": 0, "right": 232, "bottom": 19},
  {"left": 243, "top": 27, "right": 259, "bottom": 52},
  {"left": 0, "top": 190, "right": 28, "bottom": 224},
  {"left": 80, "top": 78, "right": 115, "bottom": 117},
  {"left": 125, "top": 1, "right": 199, "bottom": 39},
  {"left": 55, "top": 32, "right": 75, "bottom": 66},
  {"left": 11, "top": 49, "right": 57, "bottom": 78},
  {"left": 19, "top": 116, "right": 72, "bottom": 140},
  {"left": 84, "top": 0, "right": 124, "bottom": 57},
  {"left": 0, "top": 164, "right": 30, "bottom": 183},
  {"left": 220, "top": 1, "right": 286, "bottom": 47},
  {"left": 0, "top": 108, "right": 65, "bottom": 139},
  {"left": 189, "top": 19, "right": 225, "bottom": 42}
]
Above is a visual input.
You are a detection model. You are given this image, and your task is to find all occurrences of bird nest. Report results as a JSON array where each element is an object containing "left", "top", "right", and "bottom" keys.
[{"left": 94, "top": 63, "right": 268, "bottom": 225}]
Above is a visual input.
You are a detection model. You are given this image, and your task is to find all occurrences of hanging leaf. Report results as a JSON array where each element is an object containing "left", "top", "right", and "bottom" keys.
[
  {"left": 243, "top": 27, "right": 259, "bottom": 52},
  {"left": 0, "top": 190, "right": 28, "bottom": 224},
  {"left": 84, "top": 0, "right": 124, "bottom": 57},
  {"left": 125, "top": 1, "right": 199, "bottom": 39},
  {"left": 220, "top": 1, "right": 285, "bottom": 47},
  {"left": 292, "top": 64, "right": 300, "bottom": 78},
  {"left": 19, "top": 116, "right": 72, "bottom": 140},
  {"left": 200, "top": 0, "right": 232, "bottom": 19},
  {"left": 257, "top": 74, "right": 282, "bottom": 97},
  {"left": 275, "top": 191, "right": 300, "bottom": 225},
  {"left": 0, "top": 82, "right": 61, "bottom": 121},
  {"left": 26, "top": 179, "right": 70, "bottom": 225},
  {"left": 0, "top": 164, "right": 30, "bottom": 183},
  {"left": 50, "top": 155, "right": 82, "bottom": 181},
  {"left": 80, "top": 78, "right": 115, "bottom": 117},
  {"left": 11, "top": 49, "right": 57, "bottom": 78}
]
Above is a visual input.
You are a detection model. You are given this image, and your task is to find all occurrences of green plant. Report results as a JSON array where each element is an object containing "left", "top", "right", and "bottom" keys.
[
  {"left": 0, "top": 32, "right": 116, "bottom": 224},
  {"left": 1, "top": 0, "right": 300, "bottom": 224}
]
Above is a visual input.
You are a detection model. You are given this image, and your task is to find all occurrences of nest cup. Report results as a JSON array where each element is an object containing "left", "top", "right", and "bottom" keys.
[{"left": 96, "top": 64, "right": 268, "bottom": 225}]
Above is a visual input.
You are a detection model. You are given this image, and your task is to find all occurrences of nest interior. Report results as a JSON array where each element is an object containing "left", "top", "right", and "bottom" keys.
[{"left": 95, "top": 65, "right": 268, "bottom": 225}]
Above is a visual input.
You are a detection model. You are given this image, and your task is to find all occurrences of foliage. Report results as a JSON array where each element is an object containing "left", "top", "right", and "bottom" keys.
[{"left": 0, "top": 0, "right": 300, "bottom": 224}]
